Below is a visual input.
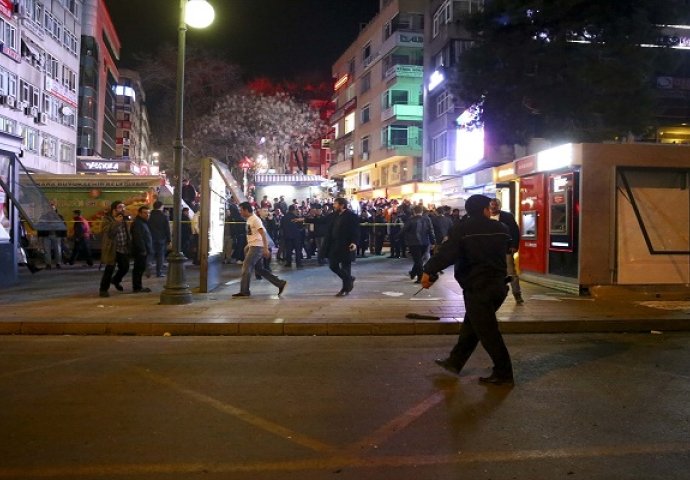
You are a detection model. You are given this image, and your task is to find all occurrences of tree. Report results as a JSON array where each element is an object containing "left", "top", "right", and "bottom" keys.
[
  {"left": 191, "top": 92, "right": 328, "bottom": 175},
  {"left": 133, "top": 45, "right": 244, "bottom": 175},
  {"left": 455, "top": 0, "right": 680, "bottom": 146}
]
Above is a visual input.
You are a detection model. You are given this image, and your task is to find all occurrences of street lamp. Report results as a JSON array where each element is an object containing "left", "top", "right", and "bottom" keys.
[{"left": 160, "top": 0, "right": 215, "bottom": 305}]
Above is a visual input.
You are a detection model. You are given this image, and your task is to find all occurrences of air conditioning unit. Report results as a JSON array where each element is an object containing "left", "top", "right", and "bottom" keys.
[
  {"left": 35, "top": 113, "right": 47, "bottom": 125},
  {"left": 362, "top": 152, "right": 369, "bottom": 160},
  {"left": 6, "top": 96, "right": 15, "bottom": 109},
  {"left": 18, "top": 101, "right": 28, "bottom": 111}
]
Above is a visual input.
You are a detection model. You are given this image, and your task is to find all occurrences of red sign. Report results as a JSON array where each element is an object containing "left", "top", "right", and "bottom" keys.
[
  {"left": 515, "top": 155, "right": 537, "bottom": 176},
  {"left": 0, "top": 1, "right": 13, "bottom": 20}
]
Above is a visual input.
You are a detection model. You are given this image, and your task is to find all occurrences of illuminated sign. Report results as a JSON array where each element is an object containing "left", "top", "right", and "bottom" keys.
[
  {"left": 428, "top": 70, "right": 445, "bottom": 92},
  {"left": 456, "top": 126, "right": 485, "bottom": 172},
  {"left": 0, "top": 43, "right": 20, "bottom": 63},
  {"left": 334, "top": 74, "right": 349, "bottom": 91},
  {"left": 537, "top": 143, "right": 573, "bottom": 172}
]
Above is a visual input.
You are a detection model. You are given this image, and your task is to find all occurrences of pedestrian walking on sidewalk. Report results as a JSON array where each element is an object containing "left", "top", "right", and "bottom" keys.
[
  {"left": 489, "top": 198, "right": 524, "bottom": 305},
  {"left": 422, "top": 194, "right": 515, "bottom": 386},
  {"left": 323, "top": 197, "right": 360, "bottom": 296},
  {"left": 232, "top": 202, "right": 287, "bottom": 298},
  {"left": 130, "top": 205, "right": 153, "bottom": 293},
  {"left": 98, "top": 201, "right": 131, "bottom": 298},
  {"left": 68, "top": 209, "right": 93, "bottom": 266}
]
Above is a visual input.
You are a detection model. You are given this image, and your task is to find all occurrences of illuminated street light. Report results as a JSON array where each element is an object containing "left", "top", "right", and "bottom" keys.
[{"left": 160, "top": 0, "right": 215, "bottom": 305}]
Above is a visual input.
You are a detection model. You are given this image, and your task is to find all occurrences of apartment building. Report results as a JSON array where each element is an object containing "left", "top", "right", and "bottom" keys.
[
  {"left": 114, "top": 69, "right": 155, "bottom": 175},
  {"left": 76, "top": 0, "right": 119, "bottom": 172},
  {"left": 0, "top": 0, "right": 80, "bottom": 174},
  {"left": 330, "top": 0, "right": 438, "bottom": 203}
]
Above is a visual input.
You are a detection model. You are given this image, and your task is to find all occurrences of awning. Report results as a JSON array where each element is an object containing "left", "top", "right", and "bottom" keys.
[{"left": 254, "top": 174, "right": 329, "bottom": 187}]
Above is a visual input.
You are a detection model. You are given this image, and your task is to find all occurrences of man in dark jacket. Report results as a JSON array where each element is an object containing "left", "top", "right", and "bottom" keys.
[
  {"left": 280, "top": 204, "right": 303, "bottom": 268},
  {"left": 148, "top": 200, "right": 171, "bottom": 277},
  {"left": 402, "top": 205, "right": 435, "bottom": 283},
  {"left": 490, "top": 198, "right": 524, "bottom": 304},
  {"left": 323, "top": 197, "right": 360, "bottom": 296},
  {"left": 130, "top": 206, "right": 153, "bottom": 293},
  {"left": 421, "top": 194, "right": 514, "bottom": 386}
]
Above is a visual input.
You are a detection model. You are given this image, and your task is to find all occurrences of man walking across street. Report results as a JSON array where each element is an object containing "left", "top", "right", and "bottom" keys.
[
  {"left": 489, "top": 198, "right": 524, "bottom": 305},
  {"left": 232, "top": 202, "right": 287, "bottom": 298},
  {"left": 402, "top": 205, "right": 435, "bottom": 284},
  {"left": 148, "top": 200, "right": 171, "bottom": 277},
  {"left": 323, "top": 197, "right": 360, "bottom": 296},
  {"left": 99, "top": 201, "right": 131, "bottom": 297},
  {"left": 130, "top": 205, "right": 153, "bottom": 293},
  {"left": 422, "top": 194, "right": 515, "bottom": 386}
]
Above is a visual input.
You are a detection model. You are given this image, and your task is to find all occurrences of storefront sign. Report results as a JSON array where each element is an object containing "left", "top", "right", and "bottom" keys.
[
  {"left": 515, "top": 156, "right": 537, "bottom": 176},
  {"left": 0, "top": 43, "right": 20, "bottom": 63},
  {"left": 45, "top": 77, "right": 78, "bottom": 107},
  {"left": 0, "top": 0, "right": 12, "bottom": 20},
  {"left": 21, "top": 18, "right": 44, "bottom": 40},
  {"left": 77, "top": 160, "right": 123, "bottom": 173}
]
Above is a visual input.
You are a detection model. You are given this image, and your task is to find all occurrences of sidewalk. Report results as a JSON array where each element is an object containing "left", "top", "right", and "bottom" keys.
[{"left": 2, "top": 255, "right": 690, "bottom": 335}]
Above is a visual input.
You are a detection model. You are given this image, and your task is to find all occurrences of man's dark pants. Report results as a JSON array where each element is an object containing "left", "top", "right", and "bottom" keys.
[
  {"left": 152, "top": 239, "right": 167, "bottom": 276},
  {"left": 408, "top": 245, "right": 426, "bottom": 279},
  {"left": 132, "top": 254, "right": 148, "bottom": 291},
  {"left": 449, "top": 281, "right": 513, "bottom": 377},
  {"left": 99, "top": 252, "right": 130, "bottom": 291},
  {"left": 328, "top": 254, "right": 353, "bottom": 290}
]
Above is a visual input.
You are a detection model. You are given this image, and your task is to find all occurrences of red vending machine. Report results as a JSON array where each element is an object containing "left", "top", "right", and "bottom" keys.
[{"left": 518, "top": 173, "right": 547, "bottom": 273}]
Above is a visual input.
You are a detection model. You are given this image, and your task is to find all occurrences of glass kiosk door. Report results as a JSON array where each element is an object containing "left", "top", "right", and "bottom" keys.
[{"left": 548, "top": 171, "right": 578, "bottom": 277}]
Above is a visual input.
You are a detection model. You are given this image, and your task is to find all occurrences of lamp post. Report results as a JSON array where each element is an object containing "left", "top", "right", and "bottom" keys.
[{"left": 160, "top": 0, "right": 215, "bottom": 305}]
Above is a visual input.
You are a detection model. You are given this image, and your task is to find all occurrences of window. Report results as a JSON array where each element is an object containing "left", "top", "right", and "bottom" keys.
[
  {"left": 361, "top": 136, "right": 370, "bottom": 156},
  {"left": 362, "top": 42, "right": 372, "bottom": 65},
  {"left": 41, "top": 134, "right": 58, "bottom": 159},
  {"left": 431, "top": 132, "right": 448, "bottom": 163},
  {"left": 59, "top": 142, "right": 75, "bottom": 165},
  {"left": 62, "top": 66, "right": 77, "bottom": 92},
  {"left": 360, "top": 72, "right": 371, "bottom": 94},
  {"left": 46, "top": 54, "right": 59, "bottom": 79},
  {"left": 390, "top": 126, "right": 408, "bottom": 145},
  {"left": 436, "top": 90, "right": 453, "bottom": 117},
  {"left": 0, "top": 115, "right": 15, "bottom": 134},
  {"left": 346, "top": 142, "right": 354, "bottom": 159},
  {"left": 344, "top": 111, "right": 355, "bottom": 134},
  {"left": 383, "top": 90, "right": 409, "bottom": 109},
  {"left": 361, "top": 104, "right": 370, "bottom": 124},
  {"left": 20, "top": 80, "right": 40, "bottom": 108},
  {"left": 0, "top": 18, "right": 18, "bottom": 53},
  {"left": 348, "top": 58, "right": 355, "bottom": 76},
  {"left": 20, "top": 124, "right": 39, "bottom": 152},
  {"left": 433, "top": 0, "right": 452, "bottom": 37},
  {"left": 0, "top": 67, "right": 18, "bottom": 97}
]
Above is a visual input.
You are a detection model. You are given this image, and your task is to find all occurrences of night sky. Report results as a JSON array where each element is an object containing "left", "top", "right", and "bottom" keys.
[{"left": 104, "top": 0, "right": 381, "bottom": 81}]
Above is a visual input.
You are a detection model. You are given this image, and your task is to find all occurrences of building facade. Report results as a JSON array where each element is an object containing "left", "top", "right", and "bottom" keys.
[
  {"left": 330, "top": 0, "right": 438, "bottom": 203},
  {"left": 114, "top": 68, "right": 155, "bottom": 175},
  {"left": 0, "top": 0, "right": 81, "bottom": 174},
  {"left": 76, "top": 0, "right": 119, "bottom": 170}
]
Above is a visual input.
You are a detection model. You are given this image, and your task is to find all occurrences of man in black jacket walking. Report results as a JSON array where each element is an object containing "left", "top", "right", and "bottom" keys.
[
  {"left": 323, "top": 198, "right": 360, "bottom": 296},
  {"left": 130, "top": 206, "right": 153, "bottom": 293},
  {"left": 490, "top": 198, "right": 524, "bottom": 304},
  {"left": 421, "top": 194, "right": 514, "bottom": 385},
  {"left": 148, "top": 201, "right": 171, "bottom": 277}
]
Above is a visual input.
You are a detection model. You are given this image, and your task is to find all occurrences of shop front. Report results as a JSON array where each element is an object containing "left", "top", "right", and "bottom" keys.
[{"left": 514, "top": 143, "right": 690, "bottom": 295}]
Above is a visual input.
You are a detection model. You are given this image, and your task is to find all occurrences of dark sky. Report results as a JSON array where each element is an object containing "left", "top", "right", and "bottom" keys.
[{"left": 104, "top": 0, "right": 381, "bottom": 81}]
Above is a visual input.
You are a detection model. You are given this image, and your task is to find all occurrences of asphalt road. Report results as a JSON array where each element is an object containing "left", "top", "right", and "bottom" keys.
[{"left": 1, "top": 333, "right": 688, "bottom": 479}]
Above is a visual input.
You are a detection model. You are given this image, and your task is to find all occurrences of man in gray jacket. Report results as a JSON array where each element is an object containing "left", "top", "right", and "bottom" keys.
[{"left": 402, "top": 205, "right": 435, "bottom": 284}]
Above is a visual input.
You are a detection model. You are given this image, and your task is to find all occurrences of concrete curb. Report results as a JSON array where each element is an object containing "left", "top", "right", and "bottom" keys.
[{"left": 2, "top": 318, "right": 689, "bottom": 336}]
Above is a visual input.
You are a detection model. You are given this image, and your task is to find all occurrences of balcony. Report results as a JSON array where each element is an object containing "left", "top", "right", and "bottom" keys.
[
  {"left": 381, "top": 137, "right": 422, "bottom": 156},
  {"left": 381, "top": 104, "right": 423, "bottom": 122},
  {"left": 384, "top": 64, "right": 423, "bottom": 82},
  {"left": 381, "top": 31, "right": 424, "bottom": 56}
]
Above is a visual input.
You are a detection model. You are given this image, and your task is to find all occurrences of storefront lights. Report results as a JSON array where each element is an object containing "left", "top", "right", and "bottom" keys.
[
  {"left": 185, "top": 0, "right": 215, "bottom": 29},
  {"left": 537, "top": 143, "right": 573, "bottom": 171}
]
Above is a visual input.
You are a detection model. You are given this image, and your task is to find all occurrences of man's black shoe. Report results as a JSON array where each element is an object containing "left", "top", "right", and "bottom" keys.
[
  {"left": 345, "top": 276, "right": 355, "bottom": 292},
  {"left": 111, "top": 281, "right": 123, "bottom": 291},
  {"left": 232, "top": 292, "right": 251, "bottom": 298},
  {"left": 133, "top": 288, "right": 152, "bottom": 293},
  {"left": 478, "top": 373, "right": 515, "bottom": 386},
  {"left": 408, "top": 271, "right": 415, "bottom": 279},
  {"left": 434, "top": 358, "right": 461, "bottom": 375},
  {"left": 99, "top": 290, "right": 109, "bottom": 298},
  {"left": 335, "top": 289, "right": 349, "bottom": 297},
  {"left": 278, "top": 280, "right": 287, "bottom": 296}
]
